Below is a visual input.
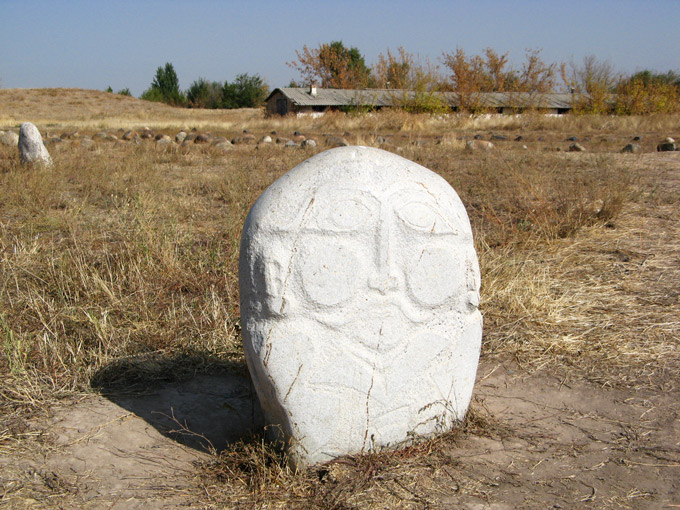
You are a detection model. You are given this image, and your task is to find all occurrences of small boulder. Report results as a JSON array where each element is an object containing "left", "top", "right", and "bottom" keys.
[
  {"left": 325, "top": 136, "right": 349, "bottom": 148},
  {"left": 568, "top": 143, "right": 586, "bottom": 152},
  {"left": 80, "top": 137, "right": 95, "bottom": 150},
  {"left": 141, "top": 129, "right": 154, "bottom": 140},
  {"left": 175, "top": 131, "right": 187, "bottom": 143},
  {"left": 465, "top": 140, "right": 494, "bottom": 151},
  {"left": 156, "top": 137, "right": 172, "bottom": 149},
  {"left": 260, "top": 135, "right": 273, "bottom": 144},
  {"left": 18, "top": 122, "right": 53, "bottom": 166},
  {"left": 232, "top": 134, "right": 257, "bottom": 145},
  {"left": 490, "top": 134, "right": 508, "bottom": 141},
  {"left": 194, "top": 133, "right": 212, "bottom": 144},
  {"left": 213, "top": 142, "right": 232, "bottom": 153},
  {"left": 621, "top": 143, "right": 641, "bottom": 154},
  {"left": 1, "top": 131, "right": 19, "bottom": 146},
  {"left": 285, "top": 140, "right": 299, "bottom": 148},
  {"left": 301, "top": 139, "right": 317, "bottom": 148},
  {"left": 60, "top": 130, "right": 79, "bottom": 139},
  {"left": 657, "top": 139, "right": 677, "bottom": 152}
]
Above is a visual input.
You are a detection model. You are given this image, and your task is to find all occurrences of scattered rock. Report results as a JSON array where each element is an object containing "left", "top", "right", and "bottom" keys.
[
  {"left": 566, "top": 136, "right": 579, "bottom": 142},
  {"left": 292, "top": 134, "right": 306, "bottom": 143},
  {"left": 239, "top": 146, "right": 482, "bottom": 468},
  {"left": 632, "top": 136, "right": 641, "bottom": 141},
  {"left": 465, "top": 140, "right": 494, "bottom": 151},
  {"left": 568, "top": 143, "right": 586, "bottom": 152},
  {"left": 184, "top": 132, "right": 198, "bottom": 143},
  {"left": 93, "top": 132, "right": 108, "bottom": 140},
  {"left": 156, "top": 137, "right": 172, "bottom": 149},
  {"left": 325, "top": 136, "right": 348, "bottom": 148},
  {"left": 213, "top": 142, "right": 232, "bottom": 153},
  {"left": 79, "top": 138, "right": 95, "bottom": 149},
  {"left": 260, "top": 135, "right": 273, "bottom": 144},
  {"left": 175, "top": 131, "right": 187, "bottom": 143},
  {"left": 276, "top": 137, "right": 290, "bottom": 145},
  {"left": 122, "top": 130, "right": 138, "bottom": 141},
  {"left": 490, "top": 134, "right": 508, "bottom": 141},
  {"left": 657, "top": 141, "right": 677, "bottom": 152},
  {"left": 231, "top": 134, "right": 257, "bottom": 145},
  {"left": 19, "top": 122, "right": 53, "bottom": 166},
  {"left": 285, "top": 140, "right": 299, "bottom": 148},
  {"left": 621, "top": 143, "right": 641, "bottom": 154},
  {"left": 473, "top": 134, "right": 483, "bottom": 140},
  {"left": 194, "top": 133, "right": 212, "bottom": 144},
  {"left": 301, "top": 139, "right": 317, "bottom": 148},
  {"left": 141, "top": 129, "right": 154, "bottom": 140},
  {"left": 515, "top": 135, "right": 524, "bottom": 142},
  {"left": 1, "top": 131, "right": 20, "bottom": 146}
]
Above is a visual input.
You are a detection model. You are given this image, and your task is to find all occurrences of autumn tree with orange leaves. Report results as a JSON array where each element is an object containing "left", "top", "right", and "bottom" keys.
[{"left": 288, "top": 41, "right": 371, "bottom": 89}]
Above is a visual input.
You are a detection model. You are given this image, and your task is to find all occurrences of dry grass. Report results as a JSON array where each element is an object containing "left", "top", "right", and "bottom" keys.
[{"left": 1, "top": 88, "right": 679, "bottom": 508}]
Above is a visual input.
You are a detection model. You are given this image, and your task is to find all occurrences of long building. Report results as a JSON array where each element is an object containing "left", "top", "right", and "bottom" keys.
[{"left": 266, "top": 86, "right": 585, "bottom": 116}]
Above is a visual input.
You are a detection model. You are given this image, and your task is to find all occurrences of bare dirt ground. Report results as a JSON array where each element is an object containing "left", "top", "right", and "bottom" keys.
[{"left": 3, "top": 359, "right": 678, "bottom": 509}]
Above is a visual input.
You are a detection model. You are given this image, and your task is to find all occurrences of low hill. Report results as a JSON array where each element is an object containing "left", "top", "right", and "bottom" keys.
[{"left": 0, "top": 88, "right": 262, "bottom": 130}]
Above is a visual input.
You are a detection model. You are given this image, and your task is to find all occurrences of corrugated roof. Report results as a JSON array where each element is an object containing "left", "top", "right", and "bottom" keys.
[{"left": 267, "top": 88, "right": 589, "bottom": 109}]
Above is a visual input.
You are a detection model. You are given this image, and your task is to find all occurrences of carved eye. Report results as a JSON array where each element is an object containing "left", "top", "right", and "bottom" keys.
[{"left": 396, "top": 202, "right": 456, "bottom": 234}]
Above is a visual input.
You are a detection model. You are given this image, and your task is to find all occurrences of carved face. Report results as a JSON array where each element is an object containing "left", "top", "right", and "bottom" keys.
[{"left": 239, "top": 146, "right": 482, "bottom": 466}]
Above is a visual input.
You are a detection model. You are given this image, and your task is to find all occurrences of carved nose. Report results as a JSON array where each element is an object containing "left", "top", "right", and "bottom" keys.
[{"left": 369, "top": 211, "right": 398, "bottom": 294}]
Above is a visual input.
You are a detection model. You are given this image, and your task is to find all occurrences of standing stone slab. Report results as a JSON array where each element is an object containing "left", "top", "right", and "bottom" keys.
[
  {"left": 18, "top": 122, "right": 52, "bottom": 166},
  {"left": 239, "top": 146, "right": 482, "bottom": 467}
]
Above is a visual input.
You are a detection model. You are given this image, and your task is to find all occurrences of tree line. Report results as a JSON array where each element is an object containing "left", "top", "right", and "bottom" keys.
[
  {"left": 110, "top": 44, "right": 680, "bottom": 114},
  {"left": 107, "top": 62, "right": 269, "bottom": 109}
]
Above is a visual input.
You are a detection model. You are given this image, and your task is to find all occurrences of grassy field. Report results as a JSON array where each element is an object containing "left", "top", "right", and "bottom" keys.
[{"left": 1, "top": 89, "right": 679, "bottom": 508}]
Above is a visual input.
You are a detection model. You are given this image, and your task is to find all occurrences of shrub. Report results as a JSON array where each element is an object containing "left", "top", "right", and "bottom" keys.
[
  {"left": 222, "top": 74, "right": 268, "bottom": 108},
  {"left": 186, "top": 78, "right": 223, "bottom": 109}
]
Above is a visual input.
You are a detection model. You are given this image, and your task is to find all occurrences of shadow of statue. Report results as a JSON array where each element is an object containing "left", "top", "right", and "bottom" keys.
[{"left": 91, "top": 350, "right": 263, "bottom": 453}]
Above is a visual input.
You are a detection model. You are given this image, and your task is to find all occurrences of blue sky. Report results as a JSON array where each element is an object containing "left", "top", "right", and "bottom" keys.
[{"left": 1, "top": 0, "right": 678, "bottom": 96}]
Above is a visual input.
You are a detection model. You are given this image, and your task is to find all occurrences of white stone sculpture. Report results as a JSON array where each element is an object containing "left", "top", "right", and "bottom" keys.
[
  {"left": 18, "top": 122, "right": 53, "bottom": 166},
  {"left": 239, "top": 146, "right": 482, "bottom": 467}
]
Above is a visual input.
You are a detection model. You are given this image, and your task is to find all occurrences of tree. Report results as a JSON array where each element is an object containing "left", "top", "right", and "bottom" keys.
[
  {"left": 288, "top": 41, "right": 371, "bottom": 88},
  {"left": 221, "top": 73, "right": 268, "bottom": 108},
  {"left": 141, "top": 62, "right": 185, "bottom": 106},
  {"left": 186, "top": 78, "right": 223, "bottom": 108}
]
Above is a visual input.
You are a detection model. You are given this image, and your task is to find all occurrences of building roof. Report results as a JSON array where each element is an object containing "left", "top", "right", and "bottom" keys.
[{"left": 267, "top": 87, "right": 587, "bottom": 110}]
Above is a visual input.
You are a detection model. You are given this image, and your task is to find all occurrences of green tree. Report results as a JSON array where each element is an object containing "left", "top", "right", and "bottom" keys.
[
  {"left": 221, "top": 73, "right": 268, "bottom": 108},
  {"left": 186, "top": 78, "right": 223, "bottom": 108},
  {"left": 141, "top": 62, "right": 185, "bottom": 106}
]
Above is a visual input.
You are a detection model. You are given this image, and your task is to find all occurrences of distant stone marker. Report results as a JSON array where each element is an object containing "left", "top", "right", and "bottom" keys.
[
  {"left": 239, "top": 146, "right": 483, "bottom": 467},
  {"left": 18, "top": 122, "right": 52, "bottom": 166}
]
